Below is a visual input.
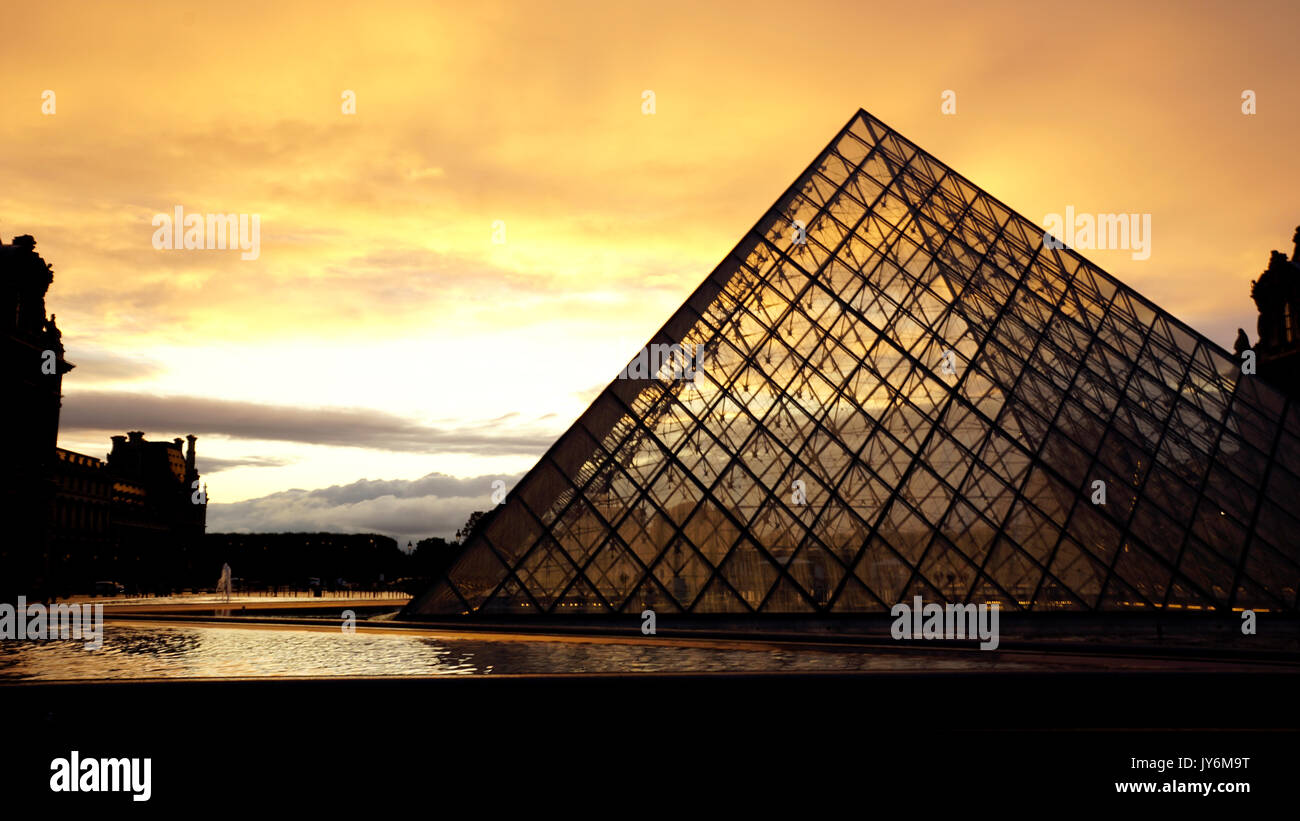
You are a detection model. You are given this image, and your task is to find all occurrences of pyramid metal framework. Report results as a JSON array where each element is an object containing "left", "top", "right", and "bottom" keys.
[{"left": 409, "top": 109, "right": 1300, "bottom": 618}]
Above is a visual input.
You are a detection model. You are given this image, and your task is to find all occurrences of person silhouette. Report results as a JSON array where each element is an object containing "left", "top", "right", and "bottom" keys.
[{"left": 1233, "top": 328, "right": 1251, "bottom": 355}]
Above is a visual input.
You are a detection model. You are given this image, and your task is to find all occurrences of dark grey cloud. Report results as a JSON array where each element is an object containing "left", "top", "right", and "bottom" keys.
[
  {"left": 198, "top": 454, "right": 294, "bottom": 474},
  {"left": 61, "top": 346, "right": 166, "bottom": 382},
  {"left": 206, "top": 471, "right": 523, "bottom": 546},
  {"left": 59, "top": 391, "right": 558, "bottom": 456}
]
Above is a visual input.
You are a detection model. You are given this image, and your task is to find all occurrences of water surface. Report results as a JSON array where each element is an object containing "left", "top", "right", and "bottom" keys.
[{"left": 0, "top": 621, "right": 1260, "bottom": 680}]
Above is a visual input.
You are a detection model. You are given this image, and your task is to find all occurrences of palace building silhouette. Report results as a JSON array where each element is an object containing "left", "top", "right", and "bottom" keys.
[
  {"left": 1, "top": 234, "right": 206, "bottom": 597},
  {"left": 406, "top": 109, "right": 1299, "bottom": 624}
]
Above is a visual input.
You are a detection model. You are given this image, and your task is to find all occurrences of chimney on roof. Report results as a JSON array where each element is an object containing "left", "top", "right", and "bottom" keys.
[
  {"left": 127, "top": 430, "right": 144, "bottom": 444},
  {"left": 185, "top": 434, "right": 197, "bottom": 476},
  {"left": 1292, "top": 225, "right": 1299, "bottom": 264}
]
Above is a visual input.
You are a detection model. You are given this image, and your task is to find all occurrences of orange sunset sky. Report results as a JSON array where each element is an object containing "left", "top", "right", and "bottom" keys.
[{"left": 2, "top": 0, "right": 1296, "bottom": 544}]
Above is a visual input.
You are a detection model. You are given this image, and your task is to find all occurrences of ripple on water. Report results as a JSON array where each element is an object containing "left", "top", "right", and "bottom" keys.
[{"left": 0, "top": 623, "right": 1076, "bottom": 680}]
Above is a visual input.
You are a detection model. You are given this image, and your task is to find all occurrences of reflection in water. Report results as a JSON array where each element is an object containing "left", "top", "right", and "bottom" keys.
[
  {"left": 0, "top": 625, "right": 481, "bottom": 680},
  {"left": 0, "top": 622, "right": 1144, "bottom": 681},
  {"left": 115, "top": 629, "right": 202, "bottom": 658}
]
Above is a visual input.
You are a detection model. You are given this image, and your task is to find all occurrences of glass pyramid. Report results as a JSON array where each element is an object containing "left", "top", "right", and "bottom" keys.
[{"left": 410, "top": 109, "right": 1300, "bottom": 618}]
